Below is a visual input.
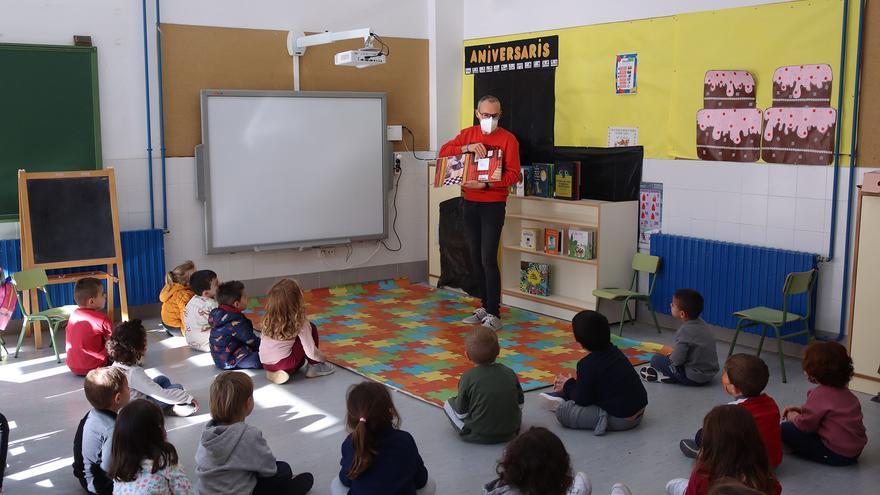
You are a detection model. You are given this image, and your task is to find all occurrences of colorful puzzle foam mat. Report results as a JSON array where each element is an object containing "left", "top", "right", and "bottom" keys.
[{"left": 245, "top": 278, "right": 672, "bottom": 407}]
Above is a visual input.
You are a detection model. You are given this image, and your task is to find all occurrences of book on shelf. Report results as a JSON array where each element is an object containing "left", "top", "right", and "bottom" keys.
[
  {"left": 510, "top": 165, "right": 533, "bottom": 196},
  {"left": 520, "top": 228, "right": 539, "bottom": 250},
  {"left": 466, "top": 149, "right": 504, "bottom": 183},
  {"left": 544, "top": 228, "right": 563, "bottom": 255},
  {"left": 520, "top": 261, "right": 551, "bottom": 296},
  {"left": 433, "top": 153, "right": 474, "bottom": 187},
  {"left": 531, "top": 163, "right": 555, "bottom": 198},
  {"left": 567, "top": 228, "right": 595, "bottom": 260},
  {"left": 554, "top": 161, "right": 581, "bottom": 200}
]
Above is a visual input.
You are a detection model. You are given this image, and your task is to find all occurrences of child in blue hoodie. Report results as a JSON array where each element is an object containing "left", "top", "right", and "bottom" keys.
[
  {"left": 209, "top": 281, "right": 262, "bottom": 370},
  {"left": 195, "top": 371, "right": 313, "bottom": 495}
]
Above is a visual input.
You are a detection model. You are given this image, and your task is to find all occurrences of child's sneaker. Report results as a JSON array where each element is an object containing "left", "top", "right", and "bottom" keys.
[
  {"left": 611, "top": 483, "right": 633, "bottom": 495},
  {"left": 171, "top": 402, "right": 199, "bottom": 417},
  {"left": 666, "top": 478, "right": 689, "bottom": 495},
  {"left": 266, "top": 369, "right": 290, "bottom": 384},
  {"left": 462, "top": 307, "right": 488, "bottom": 324},
  {"left": 539, "top": 391, "right": 565, "bottom": 412},
  {"left": 679, "top": 439, "right": 699, "bottom": 458},
  {"left": 572, "top": 472, "right": 591, "bottom": 494},
  {"left": 481, "top": 314, "right": 502, "bottom": 331},
  {"left": 305, "top": 361, "right": 334, "bottom": 378},
  {"left": 640, "top": 365, "right": 669, "bottom": 383}
]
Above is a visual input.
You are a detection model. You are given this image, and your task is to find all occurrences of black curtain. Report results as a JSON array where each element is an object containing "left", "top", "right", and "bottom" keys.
[{"left": 473, "top": 68, "right": 556, "bottom": 165}]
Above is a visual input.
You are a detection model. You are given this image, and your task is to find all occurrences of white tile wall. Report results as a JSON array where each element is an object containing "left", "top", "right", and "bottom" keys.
[{"left": 643, "top": 159, "right": 870, "bottom": 335}]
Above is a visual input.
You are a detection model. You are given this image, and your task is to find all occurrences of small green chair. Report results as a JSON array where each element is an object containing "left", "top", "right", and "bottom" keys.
[
  {"left": 728, "top": 269, "right": 817, "bottom": 383},
  {"left": 12, "top": 269, "right": 76, "bottom": 363},
  {"left": 592, "top": 253, "right": 662, "bottom": 336}
]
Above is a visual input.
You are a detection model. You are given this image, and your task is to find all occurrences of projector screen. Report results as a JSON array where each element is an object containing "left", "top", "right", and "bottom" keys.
[{"left": 198, "top": 90, "right": 388, "bottom": 254}]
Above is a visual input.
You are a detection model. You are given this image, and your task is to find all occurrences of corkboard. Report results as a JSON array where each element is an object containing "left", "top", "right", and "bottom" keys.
[
  {"left": 160, "top": 24, "right": 293, "bottom": 157},
  {"left": 160, "top": 24, "right": 428, "bottom": 157},
  {"left": 298, "top": 36, "right": 429, "bottom": 151},
  {"left": 856, "top": 0, "right": 880, "bottom": 166}
]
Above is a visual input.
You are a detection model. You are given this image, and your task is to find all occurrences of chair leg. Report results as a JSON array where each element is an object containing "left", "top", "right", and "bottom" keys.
[
  {"left": 756, "top": 325, "right": 769, "bottom": 357},
  {"left": 729, "top": 319, "right": 746, "bottom": 357},
  {"left": 647, "top": 300, "right": 662, "bottom": 334},
  {"left": 617, "top": 301, "right": 627, "bottom": 336},
  {"left": 14, "top": 317, "right": 31, "bottom": 358},
  {"left": 49, "top": 322, "right": 62, "bottom": 364},
  {"left": 772, "top": 325, "right": 787, "bottom": 383}
]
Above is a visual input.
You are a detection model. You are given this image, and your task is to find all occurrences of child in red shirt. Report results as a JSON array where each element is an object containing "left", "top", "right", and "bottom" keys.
[
  {"left": 781, "top": 341, "right": 867, "bottom": 466},
  {"left": 66, "top": 278, "right": 113, "bottom": 376},
  {"left": 680, "top": 354, "right": 782, "bottom": 468}
]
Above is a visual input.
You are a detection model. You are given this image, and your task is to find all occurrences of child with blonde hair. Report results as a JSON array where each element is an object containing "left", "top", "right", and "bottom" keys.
[
  {"left": 160, "top": 260, "right": 195, "bottom": 337},
  {"left": 258, "top": 278, "right": 333, "bottom": 384}
]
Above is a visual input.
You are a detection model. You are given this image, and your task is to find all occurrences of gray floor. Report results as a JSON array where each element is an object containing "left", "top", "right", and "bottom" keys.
[{"left": 2, "top": 314, "right": 878, "bottom": 494}]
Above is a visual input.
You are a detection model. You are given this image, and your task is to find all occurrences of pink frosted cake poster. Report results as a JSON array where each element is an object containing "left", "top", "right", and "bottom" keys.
[
  {"left": 703, "top": 70, "right": 756, "bottom": 109},
  {"left": 761, "top": 107, "right": 836, "bottom": 165},
  {"left": 696, "top": 108, "right": 762, "bottom": 162},
  {"left": 772, "top": 64, "right": 833, "bottom": 107}
]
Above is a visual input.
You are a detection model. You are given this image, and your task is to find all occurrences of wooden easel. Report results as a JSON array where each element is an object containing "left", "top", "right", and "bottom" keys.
[{"left": 17, "top": 169, "right": 128, "bottom": 349}]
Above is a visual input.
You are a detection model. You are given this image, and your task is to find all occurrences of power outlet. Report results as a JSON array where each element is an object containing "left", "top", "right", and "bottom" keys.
[{"left": 318, "top": 247, "right": 336, "bottom": 258}]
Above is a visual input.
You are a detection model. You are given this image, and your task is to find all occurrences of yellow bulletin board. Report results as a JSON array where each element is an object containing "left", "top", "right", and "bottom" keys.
[{"left": 461, "top": 0, "right": 860, "bottom": 163}]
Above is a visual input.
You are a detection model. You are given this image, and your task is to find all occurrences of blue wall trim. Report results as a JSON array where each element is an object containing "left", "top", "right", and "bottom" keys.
[
  {"left": 0, "top": 229, "right": 165, "bottom": 318},
  {"left": 649, "top": 234, "right": 818, "bottom": 343}
]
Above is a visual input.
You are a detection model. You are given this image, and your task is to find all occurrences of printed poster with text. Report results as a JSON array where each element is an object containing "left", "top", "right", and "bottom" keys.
[
  {"left": 615, "top": 53, "right": 637, "bottom": 94},
  {"left": 639, "top": 182, "right": 662, "bottom": 250}
]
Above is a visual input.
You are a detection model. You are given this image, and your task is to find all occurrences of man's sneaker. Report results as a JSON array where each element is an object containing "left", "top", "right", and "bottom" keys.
[
  {"left": 305, "top": 361, "right": 335, "bottom": 378},
  {"left": 539, "top": 391, "right": 565, "bottom": 412},
  {"left": 266, "top": 369, "right": 290, "bottom": 384},
  {"left": 481, "top": 314, "right": 502, "bottom": 331},
  {"left": 611, "top": 483, "right": 633, "bottom": 495},
  {"left": 462, "top": 307, "right": 489, "bottom": 324},
  {"left": 639, "top": 365, "right": 669, "bottom": 383},
  {"left": 679, "top": 439, "right": 699, "bottom": 459}
]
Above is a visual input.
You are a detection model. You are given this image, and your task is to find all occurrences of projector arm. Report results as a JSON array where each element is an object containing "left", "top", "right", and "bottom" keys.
[{"left": 287, "top": 28, "right": 372, "bottom": 56}]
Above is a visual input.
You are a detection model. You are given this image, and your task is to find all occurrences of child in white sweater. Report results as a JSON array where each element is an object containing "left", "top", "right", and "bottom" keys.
[
  {"left": 108, "top": 320, "right": 199, "bottom": 417},
  {"left": 183, "top": 270, "right": 219, "bottom": 353}
]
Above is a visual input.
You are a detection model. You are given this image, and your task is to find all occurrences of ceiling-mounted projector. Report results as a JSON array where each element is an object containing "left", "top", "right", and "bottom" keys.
[
  {"left": 335, "top": 46, "right": 386, "bottom": 68},
  {"left": 288, "top": 28, "right": 387, "bottom": 69}
]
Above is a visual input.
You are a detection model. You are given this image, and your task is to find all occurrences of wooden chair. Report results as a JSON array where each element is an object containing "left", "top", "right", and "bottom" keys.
[
  {"left": 592, "top": 253, "right": 662, "bottom": 336},
  {"left": 12, "top": 268, "right": 76, "bottom": 363},
  {"left": 728, "top": 269, "right": 817, "bottom": 383}
]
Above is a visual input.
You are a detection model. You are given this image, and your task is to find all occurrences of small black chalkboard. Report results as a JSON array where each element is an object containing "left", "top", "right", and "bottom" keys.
[{"left": 26, "top": 176, "right": 116, "bottom": 264}]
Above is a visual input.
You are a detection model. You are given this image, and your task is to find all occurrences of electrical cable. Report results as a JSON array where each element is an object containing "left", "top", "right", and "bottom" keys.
[
  {"left": 402, "top": 126, "right": 435, "bottom": 160},
  {"left": 380, "top": 159, "right": 403, "bottom": 252},
  {"left": 370, "top": 33, "right": 390, "bottom": 56}
]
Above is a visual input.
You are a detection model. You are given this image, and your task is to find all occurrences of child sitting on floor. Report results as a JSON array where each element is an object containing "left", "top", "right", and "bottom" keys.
[
  {"left": 108, "top": 319, "right": 199, "bottom": 417},
  {"left": 195, "top": 371, "right": 314, "bottom": 495},
  {"left": 444, "top": 326, "right": 523, "bottom": 444},
  {"left": 332, "top": 381, "right": 436, "bottom": 495},
  {"left": 160, "top": 260, "right": 195, "bottom": 337},
  {"left": 209, "top": 281, "right": 262, "bottom": 370},
  {"left": 666, "top": 405, "right": 781, "bottom": 495},
  {"left": 66, "top": 277, "right": 113, "bottom": 376},
  {"left": 483, "top": 426, "right": 629, "bottom": 495},
  {"left": 641, "top": 288, "right": 718, "bottom": 385},
  {"left": 679, "top": 354, "right": 782, "bottom": 467},
  {"left": 108, "top": 399, "right": 195, "bottom": 495},
  {"left": 540, "top": 310, "right": 647, "bottom": 434},
  {"left": 781, "top": 341, "right": 867, "bottom": 466},
  {"left": 73, "top": 367, "right": 130, "bottom": 495},
  {"left": 258, "top": 278, "right": 334, "bottom": 384},
  {"left": 183, "top": 269, "right": 219, "bottom": 353}
]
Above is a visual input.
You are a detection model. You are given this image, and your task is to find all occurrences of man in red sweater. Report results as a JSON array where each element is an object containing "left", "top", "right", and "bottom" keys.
[
  {"left": 680, "top": 354, "right": 783, "bottom": 468},
  {"left": 438, "top": 95, "right": 521, "bottom": 330}
]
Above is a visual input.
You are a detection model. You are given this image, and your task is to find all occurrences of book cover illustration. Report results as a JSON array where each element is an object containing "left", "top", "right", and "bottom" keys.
[
  {"left": 511, "top": 165, "right": 533, "bottom": 196},
  {"left": 520, "top": 228, "right": 538, "bottom": 250},
  {"left": 531, "top": 163, "right": 555, "bottom": 198},
  {"left": 520, "top": 261, "right": 550, "bottom": 296},
  {"left": 554, "top": 161, "right": 581, "bottom": 200},
  {"left": 639, "top": 182, "right": 663, "bottom": 250},
  {"left": 433, "top": 153, "right": 474, "bottom": 187},
  {"left": 544, "top": 228, "right": 562, "bottom": 255},
  {"left": 567, "top": 228, "right": 594, "bottom": 260},
  {"left": 467, "top": 149, "right": 504, "bottom": 182}
]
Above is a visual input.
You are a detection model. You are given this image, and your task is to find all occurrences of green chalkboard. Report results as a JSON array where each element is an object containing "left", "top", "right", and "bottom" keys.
[{"left": 0, "top": 43, "right": 102, "bottom": 221}]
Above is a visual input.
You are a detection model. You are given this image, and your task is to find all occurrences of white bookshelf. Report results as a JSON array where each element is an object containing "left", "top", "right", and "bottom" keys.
[{"left": 501, "top": 196, "right": 638, "bottom": 321}]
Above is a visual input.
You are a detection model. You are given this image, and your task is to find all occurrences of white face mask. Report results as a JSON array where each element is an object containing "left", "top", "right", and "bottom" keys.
[{"left": 480, "top": 117, "right": 498, "bottom": 134}]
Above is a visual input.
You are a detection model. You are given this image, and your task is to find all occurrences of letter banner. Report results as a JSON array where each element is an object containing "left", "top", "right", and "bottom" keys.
[{"left": 464, "top": 35, "right": 558, "bottom": 75}]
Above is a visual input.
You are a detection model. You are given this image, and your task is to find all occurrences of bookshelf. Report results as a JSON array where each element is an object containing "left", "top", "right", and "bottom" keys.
[{"left": 502, "top": 195, "right": 638, "bottom": 321}]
